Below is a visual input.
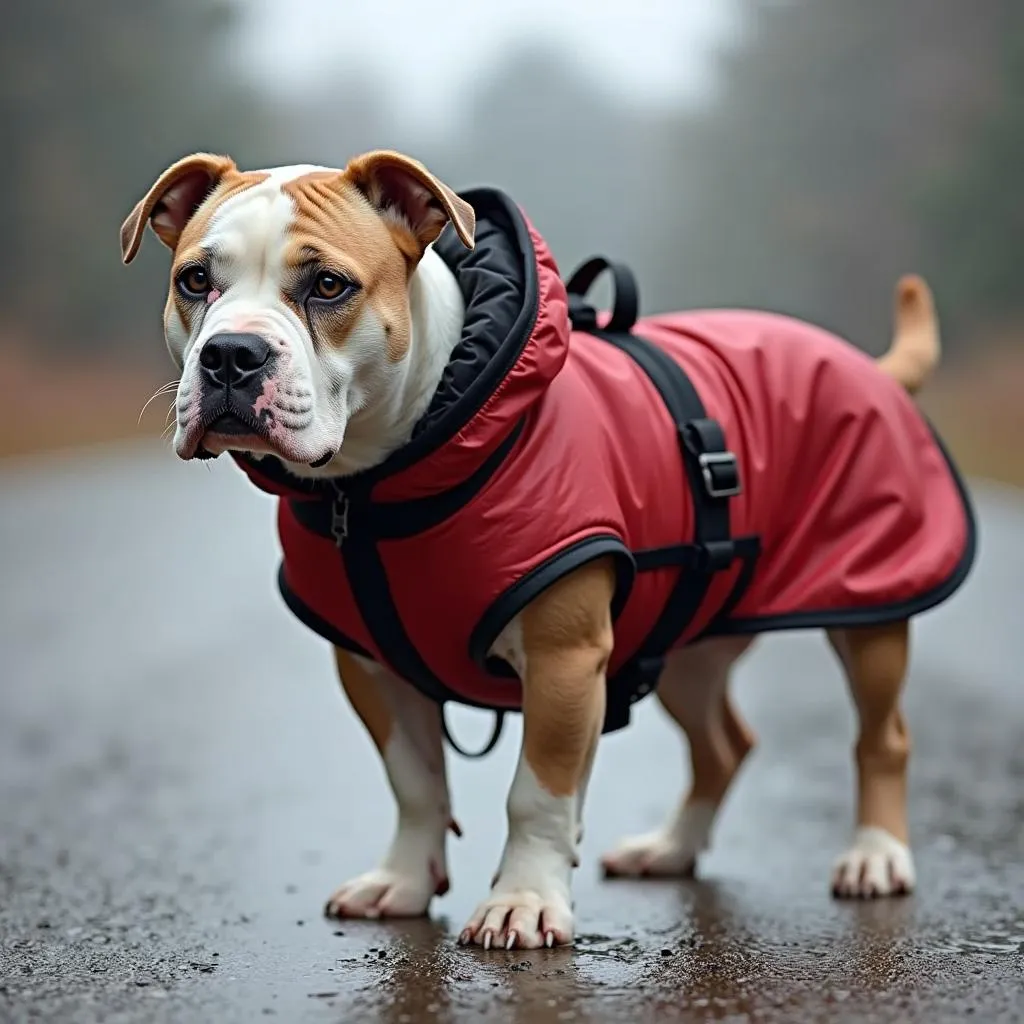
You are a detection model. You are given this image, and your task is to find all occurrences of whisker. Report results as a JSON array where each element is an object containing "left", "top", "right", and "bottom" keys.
[
  {"left": 149, "top": 380, "right": 180, "bottom": 399},
  {"left": 138, "top": 380, "right": 181, "bottom": 425}
]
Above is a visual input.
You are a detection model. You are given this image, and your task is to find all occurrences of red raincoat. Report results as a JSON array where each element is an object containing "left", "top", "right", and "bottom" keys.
[{"left": 232, "top": 189, "right": 975, "bottom": 739}]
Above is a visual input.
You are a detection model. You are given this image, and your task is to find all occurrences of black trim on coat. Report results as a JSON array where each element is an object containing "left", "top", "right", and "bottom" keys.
[{"left": 468, "top": 536, "right": 637, "bottom": 678}]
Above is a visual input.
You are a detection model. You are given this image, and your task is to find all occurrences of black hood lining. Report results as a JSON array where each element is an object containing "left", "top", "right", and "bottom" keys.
[{"left": 234, "top": 187, "right": 539, "bottom": 497}]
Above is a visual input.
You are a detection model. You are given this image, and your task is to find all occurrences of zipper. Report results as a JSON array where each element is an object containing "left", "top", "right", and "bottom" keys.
[{"left": 331, "top": 489, "right": 350, "bottom": 547}]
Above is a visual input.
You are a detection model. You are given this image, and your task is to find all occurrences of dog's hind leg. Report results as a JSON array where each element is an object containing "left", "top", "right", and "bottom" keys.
[
  {"left": 324, "top": 648, "right": 455, "bottom": 919},
  {"left": 600, "top": 635, "right": 755, "bottom": 878},
  {"left": 828, "top": 620, "right": 916, "bottom": 898}
]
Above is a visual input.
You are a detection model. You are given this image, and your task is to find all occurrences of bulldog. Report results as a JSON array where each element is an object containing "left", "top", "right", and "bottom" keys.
[{"left": 121, "top": 150, "right": 975, "bottom": 950}]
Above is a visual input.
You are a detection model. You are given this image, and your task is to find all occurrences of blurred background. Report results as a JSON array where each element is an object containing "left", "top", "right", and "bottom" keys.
[
  {"left": 0, "top": 0, "right": 1021, "bottom": 479},
  {"left": 1, "top": 6, "right": 1023, "bottom": 1016}
]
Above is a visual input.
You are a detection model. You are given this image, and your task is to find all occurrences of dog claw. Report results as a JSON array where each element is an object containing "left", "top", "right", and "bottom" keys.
[
  {"left": 545, "top": 931, "right": 555, "bottom": 948},
  {"left": 505, "top": 931, "right": 517, "bottom": 950},
  {"left": 458, "top": 929, "right": 472, "bottom": 946},
  {"left": 483, "top": 930, "right": 493, "bottom": 951}
]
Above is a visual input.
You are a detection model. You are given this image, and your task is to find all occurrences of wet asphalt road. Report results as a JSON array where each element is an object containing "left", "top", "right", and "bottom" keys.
[{"left": 0, "top": 441, "right": 1022, "bottom": 1023}]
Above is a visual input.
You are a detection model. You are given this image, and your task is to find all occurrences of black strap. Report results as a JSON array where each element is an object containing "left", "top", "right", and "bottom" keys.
[
  {"left": 289, "top": 421, "right": 524, "bottom": 759},
  {"left": 633, "top": 535, "right": 760, "bottom": 574},
  {"left": 564, "top": 256, "right": 760, "bottom": 731},
  {"left": 442, "top": 707, "right": 505, "bottom": 758},
  {"left": 711, "top": 535, "right": 762, "bottom": 625},
  {"left": 337, "top": 482, "right": 459, "bottom": 707},
  {"left": 565, "top": 256, "right": 639, "bottom": 333},
  {"left": 598, "top": 330, "right": 740, "bottom": 649},
  {"left": 316, "top": 419, "right": 529, "bottom": 762},
  {"left": 336, "top": 488, "right": 506, "bottom": 758}
]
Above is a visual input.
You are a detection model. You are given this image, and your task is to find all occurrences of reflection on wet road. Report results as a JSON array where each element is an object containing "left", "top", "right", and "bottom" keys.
[{"left": 1, "top": 443, "right": 1022, "bottom": 1022}]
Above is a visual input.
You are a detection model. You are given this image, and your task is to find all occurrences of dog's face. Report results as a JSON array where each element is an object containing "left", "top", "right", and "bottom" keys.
[{"left": 121, "top": 152, "right": 475, "bottom": 470}]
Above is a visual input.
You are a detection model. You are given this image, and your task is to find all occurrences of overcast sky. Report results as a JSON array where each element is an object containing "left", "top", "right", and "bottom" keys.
[{"left": 235, "top": 0, "right": 741, "bottom": 130}]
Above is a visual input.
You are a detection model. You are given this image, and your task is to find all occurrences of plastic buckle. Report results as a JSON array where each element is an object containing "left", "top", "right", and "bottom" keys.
[
  {"left": 701, "top": 539, "right": 737, "bottom": 572},
  {"left": 699, "top": 451, "right": 742, "bottom": 499}
]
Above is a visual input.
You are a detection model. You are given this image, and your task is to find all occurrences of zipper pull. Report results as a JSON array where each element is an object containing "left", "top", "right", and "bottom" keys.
[{"left": 331, "top": 492, "right": 350, "bottom": 547}]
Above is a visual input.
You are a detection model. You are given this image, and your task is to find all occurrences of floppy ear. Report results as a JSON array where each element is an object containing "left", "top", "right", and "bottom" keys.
[
  {"left": 120, "top": 153, "right": 236, "bottom": 264},
  {"left": 344, "top": 149, "right": 476, "bottom": 256}
]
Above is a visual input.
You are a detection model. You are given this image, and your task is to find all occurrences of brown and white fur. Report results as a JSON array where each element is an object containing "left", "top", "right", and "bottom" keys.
[{"left": 122, "top": 150, "right": 940, "bottom": 950}]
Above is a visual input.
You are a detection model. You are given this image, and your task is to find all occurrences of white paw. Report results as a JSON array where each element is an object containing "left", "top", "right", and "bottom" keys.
[
  {"left": 831, "top": 826, "right": 916, "bottom": 898},
  {"left": 600, "top": 801, "right": 715, "bottom": 878},
  {"left": 324, "top": 825, "right": 448, "bottom": 919},
  {"left": 324, "top": 863, "right": 446, "bottom": 919},
  {"left": 458, "top": 885, "right": 574, "bottom": 950}
]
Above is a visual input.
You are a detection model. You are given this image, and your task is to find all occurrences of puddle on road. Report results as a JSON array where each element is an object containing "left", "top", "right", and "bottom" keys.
[{"left": 946, "top": 934, "right": 1024, "bottom": 955}]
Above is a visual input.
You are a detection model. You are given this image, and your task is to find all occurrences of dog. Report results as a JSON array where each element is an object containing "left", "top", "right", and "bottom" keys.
[{"left": 121, "top": 149, "right": 976, "bottom": 951}]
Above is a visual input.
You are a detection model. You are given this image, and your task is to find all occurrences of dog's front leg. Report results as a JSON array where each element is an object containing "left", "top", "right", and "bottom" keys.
[
  {"left": 460, "top": 558, "right": 615, "bottom": 950},
  {"left": 325, "top": 648, "right": 455, "bottom": 919}
]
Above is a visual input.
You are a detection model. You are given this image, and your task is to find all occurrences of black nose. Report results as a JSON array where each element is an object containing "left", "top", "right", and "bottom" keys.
[{"left": 199, "top": 332, "right": 272, "bottom": 388}]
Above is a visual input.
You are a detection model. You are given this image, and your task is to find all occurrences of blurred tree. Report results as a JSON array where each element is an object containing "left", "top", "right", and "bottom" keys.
[
  {"left": 917, "top": 5, "right": 1024, "bottom": 340},
  {"left": 652, "top": 0, "right": 1009, "bottom": 355},
  {"left": 0, "top": 0, "right": 285, "bottom": 360}
]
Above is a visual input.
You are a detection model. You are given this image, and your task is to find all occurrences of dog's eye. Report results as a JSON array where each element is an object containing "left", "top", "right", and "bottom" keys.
[
  {"left": 178, "top": 266, "right": 210, "bottom": 297},
  {"left": 313, "top": 272, "right": 350, "bottom": 302}
]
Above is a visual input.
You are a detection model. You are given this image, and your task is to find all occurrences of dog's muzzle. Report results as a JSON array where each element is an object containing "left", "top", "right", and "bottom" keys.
[{"left": 197, "top": 331, "right": 275, "bottom": 436}]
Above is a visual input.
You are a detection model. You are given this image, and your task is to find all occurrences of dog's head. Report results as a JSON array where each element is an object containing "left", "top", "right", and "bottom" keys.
[{"left": 121, "top": 151, "right": 475, "bottom": 471}]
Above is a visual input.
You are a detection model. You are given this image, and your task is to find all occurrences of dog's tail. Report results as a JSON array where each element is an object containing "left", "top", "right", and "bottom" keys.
[{"left": 875, "top": 274, "right": 940, "bottom": 395}]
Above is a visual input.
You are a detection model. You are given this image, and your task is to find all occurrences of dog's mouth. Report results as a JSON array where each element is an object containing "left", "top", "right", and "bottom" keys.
[
  {"left": 191, "top": 408, "right": 272, "bottom": 461},
  {"left": 184, "top": 406, "right": 337, "bottom": 470},
  {"left": 207, "top": 411, "right": 255, "bottom": 437}
]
